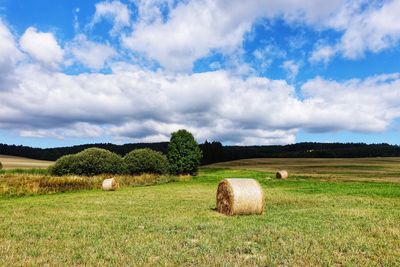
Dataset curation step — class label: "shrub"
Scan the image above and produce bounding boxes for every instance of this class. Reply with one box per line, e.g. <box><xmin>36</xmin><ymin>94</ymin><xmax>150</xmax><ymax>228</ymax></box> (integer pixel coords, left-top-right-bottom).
<box><xmin>123</xmin><ymin>148</ymin><xmax>169</xmax><ymax>175</ymax></box>
<box><xmin>0</xmin><ymin>161</ymin><xmax>2</xmax><ymax>170</ymax></box>
<box><xmin>49</xmin><ymin>148</ymin><xmax>123</xmax><ymax>176</ymax></box>
<box><xmin>49</xmin><ymin>154</ymin><xmax>78</xmax><ymax>176</ymax></box>
<box><xmin>167</xmin><ymin>129</ymin><xmax>202</xmax><ymax>175</ymax></box>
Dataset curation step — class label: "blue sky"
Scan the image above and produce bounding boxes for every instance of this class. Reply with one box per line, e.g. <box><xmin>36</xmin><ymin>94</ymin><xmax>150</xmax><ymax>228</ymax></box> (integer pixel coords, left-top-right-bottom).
<box><xmin>0</xmin><ymin>0</ymin><xmax>400</xmax><ymax>147</ymax></box>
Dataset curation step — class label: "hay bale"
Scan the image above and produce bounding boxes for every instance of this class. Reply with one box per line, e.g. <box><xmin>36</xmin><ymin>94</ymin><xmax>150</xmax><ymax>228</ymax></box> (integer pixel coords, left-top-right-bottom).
<box><xmin>276</xmin><ymin>170</ymin><xmax>288</xmax><ymax>179</ymax></box>
<box><xmin>102</xmin><ymin>178</ymin><xmax>119</xmax><ymax>191</ymax></box>
<box><xmin>216</xmin><ymin>178</ymin><xmax>264</xmax><ymax>216</ymax></box>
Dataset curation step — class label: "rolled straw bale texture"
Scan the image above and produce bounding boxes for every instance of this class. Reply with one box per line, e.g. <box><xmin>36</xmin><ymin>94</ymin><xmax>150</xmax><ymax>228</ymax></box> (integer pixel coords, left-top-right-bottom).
<box><xmin>276</xmin><ymin>170</ymin><xmax>288</xmax><ymax>179</ymax></box>
<box><xmin>216</xmin><ymin>178</ymin><xmax>264</xmax><ymax>216</ymax></box>
<box><xmin>102</xmin><ymin>178</ymin><xmax>119</xmax><ymax>191</ymax></box>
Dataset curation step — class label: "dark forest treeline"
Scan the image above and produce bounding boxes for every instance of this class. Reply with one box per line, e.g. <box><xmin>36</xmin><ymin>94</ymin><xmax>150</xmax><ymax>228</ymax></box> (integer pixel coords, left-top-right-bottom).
<box><xmin>1</xmin><ymin>141</ymin><xmax>400</xmax><ymax>165</ymax></box>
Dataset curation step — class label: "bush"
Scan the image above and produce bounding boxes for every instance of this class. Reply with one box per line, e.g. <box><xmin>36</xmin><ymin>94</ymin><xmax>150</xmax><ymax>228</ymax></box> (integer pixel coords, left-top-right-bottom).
<box><xmin>123</xmin><ymin>148</ymin><xmax>169</xmax><ymax>175</ymax></box>
<box><xmin>0</xmin><ymin>161</ymin><xmax>2</xmax><ymax>170</ymax></box>
<box><xmin>167</xmin><ymin>129</ymin><xmax>202</xmax><ymax>175</ymax></box>
<box><xmin>48</xmin><ymin>154</ymin><xmax>78</xmax><ymax>176</ymax></box>
<box><xmin>49</xmin><ymin>148</ymin><xmax>123</xmax><ymax>176</ymax></box>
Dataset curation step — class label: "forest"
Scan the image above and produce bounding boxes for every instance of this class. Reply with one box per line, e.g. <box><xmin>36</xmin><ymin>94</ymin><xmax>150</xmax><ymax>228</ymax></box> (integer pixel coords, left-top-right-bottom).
<box><xmin>1</xmin><ymin>141</ymin><xmax>400</xmax><ymax>165</ymax></box>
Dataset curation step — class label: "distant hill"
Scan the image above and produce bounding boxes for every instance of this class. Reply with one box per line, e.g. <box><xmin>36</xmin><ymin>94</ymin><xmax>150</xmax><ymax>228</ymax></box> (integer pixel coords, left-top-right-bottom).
<box><xmin>1</xmin><ymin>141</ymin><xmax>400</xmax><ymax>165</ymax></box>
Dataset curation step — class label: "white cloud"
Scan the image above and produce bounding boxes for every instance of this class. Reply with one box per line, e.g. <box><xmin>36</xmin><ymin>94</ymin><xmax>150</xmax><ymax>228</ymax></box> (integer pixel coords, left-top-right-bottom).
<box><xmin>2</xmin><ymin>3</ymin><xmax>400</xmax><ymax>145</ymax></box>
<box><xmin>20</xmin><ymin>122</ymin><xmax>104</xmax><ymax>139</ymax></box>
<box><xmin>19</xmin><ymin>27</ymin><xmax>64</xmax><ymax>69</ymax></box>
<box><xmin>1</xmin><ymin>56</ymin><xmax>400</xmax><ymax>144</ymax></box>
<box><xmin>90</xmin><ymin>0</ymin><xmax>131</xmax><ymax>35</ymax></box>
<box><xmin>0</xmin><ymin>19</ymin><xmax>22</xmax><ymax>90</ymax></box>
<box><xmin>342</xmin><ymin>0</ymin><xmax>400</xmax><ymax>58</ymax></box>
<box><xmin>323</xmin><ymin>0</ymin><xmax>400</xmax><ymax>59</ymax></box>
<box><xmin>123</xmin><ymin>0</ymin><xmax>400</xmax><ymax>71</ymax></box>
<box><xmin>301</xmin><ymin>73</ymin><xmax>400</xmax><ymax>132</ymax></box>
<box><xmin>68</xmin><ymin>34</ymin><xmax>117</xmax><ymax>69</ymax></box>
<box><xmin>123</xmin><ymin>0</ymin><xmax>346</xmax><ymax>71</ymax></box>
<box><xmin>282</xmin><ymin>60</ymin><xmax>300</xmax><ymax>81</ymax></box>
<box><xmin>309</xmin><ymin>44</ymin><xmax>338</xmax><ymax>64</ymax></box>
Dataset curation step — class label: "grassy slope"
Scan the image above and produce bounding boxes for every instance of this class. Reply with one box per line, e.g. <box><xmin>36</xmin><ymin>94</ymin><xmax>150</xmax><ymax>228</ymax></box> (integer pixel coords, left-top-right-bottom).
<box><xmin>0</xmin><ymin>155</ymin><xmax>53</xmax><ymax>169</ymax></box>
<box><xmin>1</xmin><ymin>167</ymin><xmax>399</xmax><ymax>266</ymax></box>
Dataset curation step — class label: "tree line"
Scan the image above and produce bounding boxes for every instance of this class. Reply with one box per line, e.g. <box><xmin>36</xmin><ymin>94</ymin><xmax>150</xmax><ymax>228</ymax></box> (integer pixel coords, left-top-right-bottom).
<box><xmin>1</xmin><ymin>141</ymin><xmax>400</xmax><ymax>165</ymax></box>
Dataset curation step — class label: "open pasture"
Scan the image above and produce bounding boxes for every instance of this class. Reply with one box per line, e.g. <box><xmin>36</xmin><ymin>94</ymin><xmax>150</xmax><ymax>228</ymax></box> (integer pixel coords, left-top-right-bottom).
<box><xmin>1</xmin><ymin>159</ymin><xmax>399</xmax><ymax>266</ymax></box>
<box><xmin>0</xmin><ymin>155</ymin><xmax>53</xmax><ymax>170</ymax></box>
<box><xmin>208</xmin><ymin>157</ymin><xmax>400</xmax><ymax>183</ymax></box>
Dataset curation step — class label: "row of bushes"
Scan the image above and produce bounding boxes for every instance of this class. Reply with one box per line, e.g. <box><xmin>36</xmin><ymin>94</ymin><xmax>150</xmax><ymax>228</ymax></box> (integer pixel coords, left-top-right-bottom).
<box><xmin>49</xmin><ymin>129</ymin><xmax>202</xmax><ymax>176</ymax></box>
<box><xmin>49</xmin><ymin>148</ymin><xmax>169</xmax><ymax>176</ymax></box>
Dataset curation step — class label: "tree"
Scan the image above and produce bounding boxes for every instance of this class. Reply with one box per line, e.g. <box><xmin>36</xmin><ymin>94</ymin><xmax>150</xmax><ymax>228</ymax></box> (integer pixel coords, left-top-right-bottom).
<box><xmin>167</xmin><ymin>129</ymin><xmax>202</xmax><ymax>175</ymax></box>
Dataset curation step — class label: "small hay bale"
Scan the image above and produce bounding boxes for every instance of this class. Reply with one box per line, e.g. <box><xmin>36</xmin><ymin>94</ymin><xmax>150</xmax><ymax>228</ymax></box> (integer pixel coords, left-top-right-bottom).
<box><xmin>276</xmin><ymin>170</ymin><xmax>288</xmax><ymax>179</ymax></box>
<box><xmin>102</xmin><ymin>178</ymin><xmax>119</xmax><ymax>191</ymax></box>
<box><xmin>216</xmin><ymin>178</ymin><xmax>264</xmax><ymax>216</ymax></box>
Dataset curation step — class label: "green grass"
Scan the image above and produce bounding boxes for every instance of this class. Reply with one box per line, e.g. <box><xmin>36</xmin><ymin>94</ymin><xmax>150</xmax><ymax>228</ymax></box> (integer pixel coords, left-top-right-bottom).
<box><xmin>1</xmin><ymin>167</ymin><xmax>399</xmax><ymax>266</ymax></box>
<box><xmin>209</xmin><ymin>157</ymin><xmax>400</xmax><ymax>183</ymax></box>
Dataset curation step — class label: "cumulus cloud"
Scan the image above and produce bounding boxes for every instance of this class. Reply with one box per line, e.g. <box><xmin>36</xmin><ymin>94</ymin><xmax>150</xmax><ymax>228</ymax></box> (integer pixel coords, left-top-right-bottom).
<box><xmin>301</xmin><ymin>73</ymin><xmax>400</xmax><ymax>132</ymax></box>
<box><xmin>19</xmin><ymin>27</ymin><xmax>64</xmax><ymax>69</ymax></box>
<box><xmin>309</xmin><ymin>44</ymin><xmax>338</xmax><ymax>64</ymax></box>
<box><xmin>68</xmin><ymin>34</ymin><xmax>117</xmax><ymax>69</ymax></box>
<box><xmin>20</xmin><ymin>122</ymin><xmax>104</xmax><ymax>139</ymax></box>
<box><xmin>2</xmin><ymin>2</ymin><xmax>400</xmax><ymax>145</ymax></box>
<box><xmin>85</xmin><ymin>0</ymin><xmax>400</xmax><ymax>70</ymax></box>
<box><xmin>338</xmin><ymin>0</ymin><xmax>400</xmax><ymax>58</ymax></box>
<box><xmin>123</xmin><ymin>0</ymin><xmax>345</xmax><ymax>71</ymax></box>
<box><xmin>310</xmin><ymin>0</ymin><xmax>400</xmax><ymax>62</ymax></box>
<box><xmin>123</xmin><ymin>0</ymin><xmax>400</xmax><ymax>71</ymax></box>
<box><xmin>90</xmin><ymin>0</ymin><xmax>131</xmax><ymax>35</ymax></box>
<box><xmin>2</xmin><ymin>56</ymin><xmax>400</xmax><ymax>144</ymax></box>
<box><xmin>0</xmin><ymin>19</ymin><xmax>22</xmax><ymax>90</ymax></box>
<box><xmin>282</xmin><ymin>60</ymin><xmax>300</xmax><ymax>81</ymax></box>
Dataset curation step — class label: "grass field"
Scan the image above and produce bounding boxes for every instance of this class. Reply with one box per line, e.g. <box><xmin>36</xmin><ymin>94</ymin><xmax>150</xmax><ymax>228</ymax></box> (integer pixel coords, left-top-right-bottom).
<box><xmin>0</xmin><ymin>158</ymin><xmax>399</xmax><ymax>266</ymax></box>
<box><xmin>209</xmin><ymin>157</ymin><xmax>400</xmax><ymax>183</ymax></box>
<box><xmin>0</xmin><ymin>155</ymin><xmax>53</xmax><ymax>170</ymax></box>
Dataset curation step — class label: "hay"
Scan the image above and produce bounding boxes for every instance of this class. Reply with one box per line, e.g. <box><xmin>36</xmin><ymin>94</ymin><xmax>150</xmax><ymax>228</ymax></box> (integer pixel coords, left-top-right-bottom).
<box><xmin>102</xmin><ymin>178</ymin><xmax>119</xmax><ymax>191</ymax></box>
<box><xmin>276</xmin><ymin>170</ymin><xmax>288</xmax><ymax>179</ymax></box>
<box><xmin>216</xmin><ymin>178</ymin><xmax>264</xmax><ymax>216</ymax></box>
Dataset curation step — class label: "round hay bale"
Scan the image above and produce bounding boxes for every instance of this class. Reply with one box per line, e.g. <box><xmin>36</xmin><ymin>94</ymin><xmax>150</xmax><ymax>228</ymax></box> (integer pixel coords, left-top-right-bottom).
<box><xmin>276</xmin><ymin>170</ymin><xmax>288</xmax><ymax>179</ymax></box>
<box><xmin>216</xmin><ymin>178</ymin><xmax>264</xmax><ymax>216</ymax></box>
<box><xmin>102</xmin><ymin>178</ymin><xmax>119</xmax><ymax>191</ymax></box>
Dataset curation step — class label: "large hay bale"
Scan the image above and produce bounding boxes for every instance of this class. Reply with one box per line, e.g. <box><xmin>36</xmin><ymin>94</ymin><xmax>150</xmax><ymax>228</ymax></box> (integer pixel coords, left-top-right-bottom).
<box><xmin>276</xmin><ymin>170</ymin><xmax>288</xmax><ymax>179</ymax></box>
<box><xmin>216</xmin><ymin>178</ymin><xmax>264</xmax><ymax>216</ymax></box>
<box><xmin>102</xmin><ymin>178</ymin><xmax>119</xmax><ymax>191</ymax></box>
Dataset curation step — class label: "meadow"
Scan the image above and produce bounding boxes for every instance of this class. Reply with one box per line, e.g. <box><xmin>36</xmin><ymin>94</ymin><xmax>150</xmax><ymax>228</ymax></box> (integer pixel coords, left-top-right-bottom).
<box><xmin>0</xmin><ymin>157</ymin><xmax>399</xmax><ymax>266</ymax></box>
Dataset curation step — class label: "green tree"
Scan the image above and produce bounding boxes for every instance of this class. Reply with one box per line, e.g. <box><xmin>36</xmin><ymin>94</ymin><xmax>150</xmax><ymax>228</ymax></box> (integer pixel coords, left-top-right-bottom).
<box><xmin>167</xmin><ymin>129</ymin><xmax>202</xmax><ymax>175</ymax></box>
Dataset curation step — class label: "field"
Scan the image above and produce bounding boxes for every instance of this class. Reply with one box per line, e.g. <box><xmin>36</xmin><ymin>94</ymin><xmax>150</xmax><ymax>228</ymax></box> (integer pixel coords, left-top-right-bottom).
<box><xmin>209</xmin><ymin>157</ymin><xmax>400</xmax><ymax>183</ymax></box>
<box><xmin>0</xmin><ymin>158</ymin><xmax>399</xmax><ymax>266</ymax></box>
<box><xmin>0</xmin><ymin>155</ymin><xmax>53</xmax><ymax>169</ymax></box>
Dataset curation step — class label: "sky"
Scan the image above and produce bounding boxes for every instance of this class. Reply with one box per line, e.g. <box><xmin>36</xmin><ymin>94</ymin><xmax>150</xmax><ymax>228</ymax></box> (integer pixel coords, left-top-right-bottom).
<box><xmin>0</xmin><ymin>0</ymin><xmax>400</xmax><ymax>148</ymax></box>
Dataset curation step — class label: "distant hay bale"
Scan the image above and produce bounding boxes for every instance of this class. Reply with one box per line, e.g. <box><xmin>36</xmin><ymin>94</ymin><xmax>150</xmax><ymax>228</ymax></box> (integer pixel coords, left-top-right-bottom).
<box><xmin>276</xmin><ymin>170</ymin><xmax>288</xmax><ymax>179</ymax></box>
<box><xmin>216</xmin><ymin>178</ymin><xmax>264</xmax><ymax>216</ymax></box>
<box><xmin>102</xmin><ymin>178</ymin><xmax>119</xmax><ymax>191</ymax></box>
